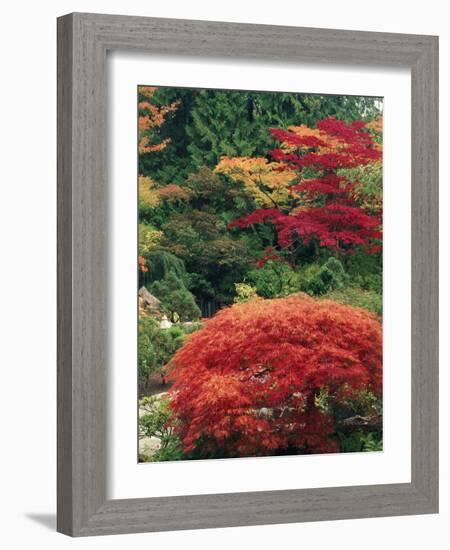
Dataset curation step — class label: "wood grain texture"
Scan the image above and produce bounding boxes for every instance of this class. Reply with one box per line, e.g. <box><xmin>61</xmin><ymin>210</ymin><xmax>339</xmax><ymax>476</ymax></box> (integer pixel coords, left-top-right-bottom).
<box><xmin>57</xmin><ymin>13</ymin><xmax>74</xmax><ymax>535</ymax></box>
<box><xmin>57</xmin><ymin>12</ymin><xmax>439</xmax><ymax>537</ymax></box>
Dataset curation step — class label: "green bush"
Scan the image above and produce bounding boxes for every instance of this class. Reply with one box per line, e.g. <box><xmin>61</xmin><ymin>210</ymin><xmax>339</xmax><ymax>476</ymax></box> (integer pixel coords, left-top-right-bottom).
<box><xmin>151</xmin><ymin>272</ymin><xmax>201</xmax><ymax>322</ymax></box>
<box><xmin>139</xmin><ymin>395</ymin><xmax>184</xmax><ymax>462</ymax></box>
<box><xmin>302</xmin><ymin>257</ymin><xmax>349</xmax><ymax>296</ymax></box>
<box><xmin>315</xmin><ymin>387</ymin><xmax>382</xmax><ymax>453</ymax></box>
<box><xmin>322</xmin><ymin>287</ymin><xmax>382</xmax><ymax>316</ymax></box>
<box><xmin>337</xmin><ymin>430</ymin><xmax>383</xmax><ymax>453</ymax></box>
<box><xmin>247</xmin><ymin>261</ymin><xmax>301</xmax><ymax>298</ymax></box>
<box><xmin>346</xmin><ymin>248</ymin><xmax>382</xmax><ymax>293</ymax></box>
<box><xmin>234</xmin><ymin>282</ymin><xmax>258</xmax><ymax>303</ymax></box>
<box><xmin>349</xmin><ymin>272</ymin><xmax>382</xmax><ymax>293</ymax></box>
<box><xmin>138</xmin><ymin>317</ymin><xmax>189</xmax><ymax>393</ymax></box>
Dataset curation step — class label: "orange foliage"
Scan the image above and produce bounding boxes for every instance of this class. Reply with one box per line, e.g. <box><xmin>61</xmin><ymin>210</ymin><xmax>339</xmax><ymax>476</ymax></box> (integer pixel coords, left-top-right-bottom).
<box><xmin>366</xmin><ymin>116</ymin><xmax>383</xmax><ymax>135</ymax></box>
<box><xmin>215</xmin><ymin>156</ymin><xmax>296</xmax><ymax>207</ymax></box>
<box><xmin>168</xmin><ymin>294</ymin><xmax>382</xmax><ymax>457</ymax></box>
<box><xmin>157</xmin><ymin>184</ymin><xmax>191</xmax><ymax>201</ymax></box>
<box><xmin>138</xmin><ymin>86</ymin><xmax>179</xmax><ymax>154</ymax></box>
<box><xmin>283</xmin><ymin>120</ymin><xmax>383</xmax><ymax>155</ymax></box>
<box><xmin>138</xmin><ymin>255</ymin><xmax>148</xmax><ymax>273</ymax></box>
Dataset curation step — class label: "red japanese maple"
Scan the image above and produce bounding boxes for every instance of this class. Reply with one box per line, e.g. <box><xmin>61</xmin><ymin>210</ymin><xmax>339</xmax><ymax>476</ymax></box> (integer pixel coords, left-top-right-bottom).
<box><xmin>167</xmin><ymin>294</ymin><xmax>382</xmax><ymax>457</ymax></box>
<box><xmin>229</xmin><ymin>118</ymin><xmax>382</xmax><ymax>254</ymax></box>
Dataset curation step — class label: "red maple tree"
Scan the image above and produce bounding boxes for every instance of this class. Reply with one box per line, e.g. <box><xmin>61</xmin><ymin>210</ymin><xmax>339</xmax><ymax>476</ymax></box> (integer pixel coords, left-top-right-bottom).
<box><xmin>167</xmin><ymin>294</ymin><xmax>382</xmax><ymax>458</ymax></box>
<box><xmin>228</xmin><ymin>118</ymin><xmax>382</xmax><ymax>255</ymax></box>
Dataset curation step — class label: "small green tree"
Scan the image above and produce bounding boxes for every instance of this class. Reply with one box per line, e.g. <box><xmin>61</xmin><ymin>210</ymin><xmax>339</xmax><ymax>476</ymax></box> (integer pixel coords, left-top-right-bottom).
<box><xmin>322</xmin><ymin>288</ymin><xmax>382</xmax><ymax>316</ymax></box>
<box><xmin>234</xmin><ymin>283</ymin><xmax>258</xmax><ymax>303</ymax></box>
<box><xmin>142</xmin><ymin>250</ymin><xmax>188</xmax><ymax>285</ymax></box>
<box><xmin>151</xmin><ymin>272</ymin><xmax>201</xmax><ymax>322</ymax></box>
<box><xmin>138</xmin><ymin>317</ymin><xmax>187</xmax><ymax>393</ymax></box>
<box><xmin>247</xmin><ymin>261</ymin><xmax>301</xmax><ymax>298</ymax></box>
<box><xmin>139</xmin><ymin>395</ymin><xmax>184</xmax><ymax>462</ymax></box>
<box><xmin>305</xmin><ymin>257</ymin><xmax>349</xmax><ymax>296</ymax></box>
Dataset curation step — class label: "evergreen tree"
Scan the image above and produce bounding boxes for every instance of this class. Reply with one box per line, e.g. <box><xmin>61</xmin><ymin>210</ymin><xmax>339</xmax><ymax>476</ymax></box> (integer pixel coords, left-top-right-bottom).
<box><xmin>142</xmin><ymin>250</ymin><xmax>188</xmax><ymax>287</ymax></box>
<box><xmin>139</xmin><ymin>87</ymin><xmax>381</xmax><ymax>183</ymax></box>
<box><xmin>151</xmin><ymin>272</ymin><xmax>201</xmax><ymax>322</ymax></box>
<box><xmin>187</xmin><ymin>90</ymin><xmax>380</xmax><ymax>168</ymax></box>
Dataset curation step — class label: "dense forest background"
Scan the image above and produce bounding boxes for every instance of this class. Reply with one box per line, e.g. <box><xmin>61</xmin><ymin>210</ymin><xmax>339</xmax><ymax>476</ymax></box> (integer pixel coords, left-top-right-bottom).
<box><xmin>138</xmin><ymin>86</ymin><xmax>383</xmax><ymax>461</ymax></box>
<box><xmin>139</xmin><ymin>87</ymin><xmax>382</xmax><ymax>317</ymax></box>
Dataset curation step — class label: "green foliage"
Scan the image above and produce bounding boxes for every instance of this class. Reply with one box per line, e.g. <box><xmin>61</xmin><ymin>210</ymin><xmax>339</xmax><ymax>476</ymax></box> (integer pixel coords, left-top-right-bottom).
<box><xmin>346</xmin><ymin>247</ymin><xmax>382</xmax><ymax>292</ymax></box>
<box><xmin>339</xmin><ymin>161</ymin><xmax>382</xmax><ymax>214</ymax></box>
<box><xmin>186</xmin><ymin>90</ymin><xmax>273</xmax><ymax>167</ymax></box>
<box><xmin>303</xmin><ymin>257</ymin><xmax>349</xmax><ymax>296</ymax></box>
<box><xmin>138</xmin><ymin>89</ymin><xmax>382</xmax><ymax>311</ymax></box>
<box><xmin>247</xmin><ymin>261</ymin><xmax>301</xmax><ymax>298</ymax></box>
<box><xmin>138</xmin><ymin>317</ymin><xmax>186</xmax><ymax>391</ymax></box>
<box><xmin>140</xmin><ymin>87</ymin><xmax>381</xmax><ymax>184</ymax></box>
<box><xmin>323</xmin><ymin>287</ymin><xmax>382</xmax><ymax>316</ymax></box>
<box><xmin>314</xmin><ymin>388</ymin><xmax>331</xmax><ymax>412</ymax></box>
<box><xmin>333</xmin><ymin>390</ymin><xmax>382</xmax><ymax>454</ymax></box>
<box><xmin>139</xmin><ymin>88</ymin><xmax>198</xmax><ymax>183</ymax></box>
<box><xmin>138</xmin><ymin>224</ymin><xmax>162</xmax><ymax>257</ymax></box>
<box><xmin>337</xmin><ymin>430</ymin><xmax>383</xmax><ymax>453</ymax></box>
<box><xmin>151</xmin><ymin>272</ymin><xmax>201</xmax><ymax>322</ymax></box>
<box><xmin>180</xmin><ymin>321</ymin><xmax>203</xmax><ymax>335</ymax></box>
<box><xmin>350</xmin><ymin>272</ymin><xmax>382</xmax><ymax>293</ymax></box>
<box><xmin>363</xmin><ymin>433</ymin><xmax>384</xmax><ymax>452</ymax></box>
<box><xmin>139</xmin><ymin>396</ymin><xmax>184</xmax><ymax>462</ymax></box>
<box><xmin>345</xmin><ymin>389</ymin><xmax>381</xmax><ymax>416</ymax></box>
<box><xmin>186</xmin><ymin>166</ymin><xmax>240</xmax><ymax>211</ymax></box>
<box><xmin>160</xmin><ymin>209</ymin><xmax>251</xmax><ymax>303</ymax></box>
<box><xmin>247</xmin><ymin>257</ymin><xmax>351</xmax><ymax>300</ymax></box>
<box><xmin>136</xmin><ymin>87</ymin><xmax>385</xmax><ymax>460</ymax></box>
<box><xmin>234</xmin><ymin>283</ymin><xmax>258</xmax><ymax>303</ymax></box>
<box><xmin>142</xmin><ymin>250</ymin><xmax>188</xmax><ymax>286</ymax></box>
<box><xmin>317</xmin><ymin>387</ymin><xmax>382</xmax><ymax>453</ymax></box>
<box><xmin>184</xmin><ymin>89</ymin><xmax>380</xmax><ymax>170</ymax></box>
<box><xmin>185</xmin><ymin>272</ymin><xmax>215</xmax><ymax>300</ymax></box>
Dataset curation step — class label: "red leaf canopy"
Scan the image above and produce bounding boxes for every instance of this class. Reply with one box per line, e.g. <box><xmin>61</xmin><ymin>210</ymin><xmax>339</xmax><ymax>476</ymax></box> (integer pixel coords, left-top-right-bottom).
<box><xmin>167</xmin><ymin>295</ymin><xmax>382</xmax><ymax>457</ymax></box>
<box><xmin>229</xmin><ymin>117</ymin><xmax>382</xmax><ymax>254</ymax></box>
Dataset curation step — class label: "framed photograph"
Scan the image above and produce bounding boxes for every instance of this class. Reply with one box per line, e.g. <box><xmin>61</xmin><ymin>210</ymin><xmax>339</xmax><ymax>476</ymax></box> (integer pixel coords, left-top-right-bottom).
<box><xmin>57</xmin><ymin>13</ymin><xmax>438</xmax><ymax>536</ymax></box>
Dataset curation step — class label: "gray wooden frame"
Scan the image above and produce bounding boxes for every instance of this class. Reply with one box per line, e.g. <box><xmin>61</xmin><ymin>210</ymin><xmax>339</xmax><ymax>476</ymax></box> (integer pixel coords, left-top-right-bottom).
<box><xmin>57</xmin><ymin>12</ymin><xmax>438</xmax><ymax>537</ymax></box>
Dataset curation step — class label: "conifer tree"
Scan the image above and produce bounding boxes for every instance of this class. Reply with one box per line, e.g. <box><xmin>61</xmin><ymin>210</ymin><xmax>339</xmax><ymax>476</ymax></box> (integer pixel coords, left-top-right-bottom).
<box><xmin>151</xmin><ymin>272</ymin><xmax>201</xmax><ymax>322</ymax></box>
<box><xmin>142</xmin><ymin>87</ymin><xmax>381</xmax><ymax>183</ymax></box>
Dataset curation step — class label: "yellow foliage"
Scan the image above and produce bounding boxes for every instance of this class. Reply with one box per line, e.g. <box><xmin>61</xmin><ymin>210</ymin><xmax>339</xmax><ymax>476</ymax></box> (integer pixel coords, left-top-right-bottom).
<box><xmin>233</xmin><ymin>283</ymin><xmax>259</xmax><ymax>303</ymax></box>
<box><xmin>287</xmin><ymin>119</ymin><xmax>383</xmax><ymax>155</ymax></box>
<box><xmin>139</xmin><ymin>224</ymin><xmax>163</xmax><ymax>256</ymax></box>
<box><xmin>366</xmin><ymin>117</ymin><xmax>383</xmax><ymax>135</ymax></box>
<box><xmin>366</xmin><ymin>117</ymin><xmax>383</xmax><ymax>151</ymax></box>
<box><xmin>138</xmin><ymin>176</ymin><xmax>160</xmax><ymax>208</ymax></box>
<box><xmin>215</xmin><ymin>156</ymin><xmax>297</xmax><ymax>208</ymax></box>
<box><xmin>287</xmin><ymin>125</ymin><xmax>343</xmax><ymax>153</ymax></box>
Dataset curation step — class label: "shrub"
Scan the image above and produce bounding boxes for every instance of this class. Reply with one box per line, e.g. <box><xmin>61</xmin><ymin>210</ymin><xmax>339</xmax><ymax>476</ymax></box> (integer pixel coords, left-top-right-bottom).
<box><xmin>323</xmin><ymin>287</ymin><xmax>382</xmax><ymax>316</ymax></box>
<box><xmin>337</xmin><ymin>430</ymin><xmax>382</xmax><ymax>453</ymax></box>
<box><xmin>346</xmin><ymin>248</ymin><xmax>382</xmax><ymax>292</ymax></box>
<box><xmin>246</xmin><ymin>261</ymin><xmax>301</xmax><ymax>298</ymax></box>
<box><xmin>167</xmin><ymin>294</ymin><xmax>382</xmax><ymax>458</ymax></box>
<box><xmin>303</xmin><ymin>257</ymin><xmax>349</xmax><ymax>295</ymax></box>
<box><xmin>350</xmin><ymin>272</ymin><xmax>382</xmax><ymax>293</ymax></box>
<box><xmin>138</xmin><ymin>317</ymin><xmax>187</xmax><ymax>393</ymax></box>
<box><xmin>234</xmin><ymin>283</ymin><xmax>258</xmax><ymax>303</ymax></box>
<box><xmin>139</xmin><ymin>395</ymin><xmax>184</xmax><ymax>462</ymax></box>
<box><xmin>151</xmin><ymin>272</ymin><xmax>201</xmax><ymax>322</ymax></box>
